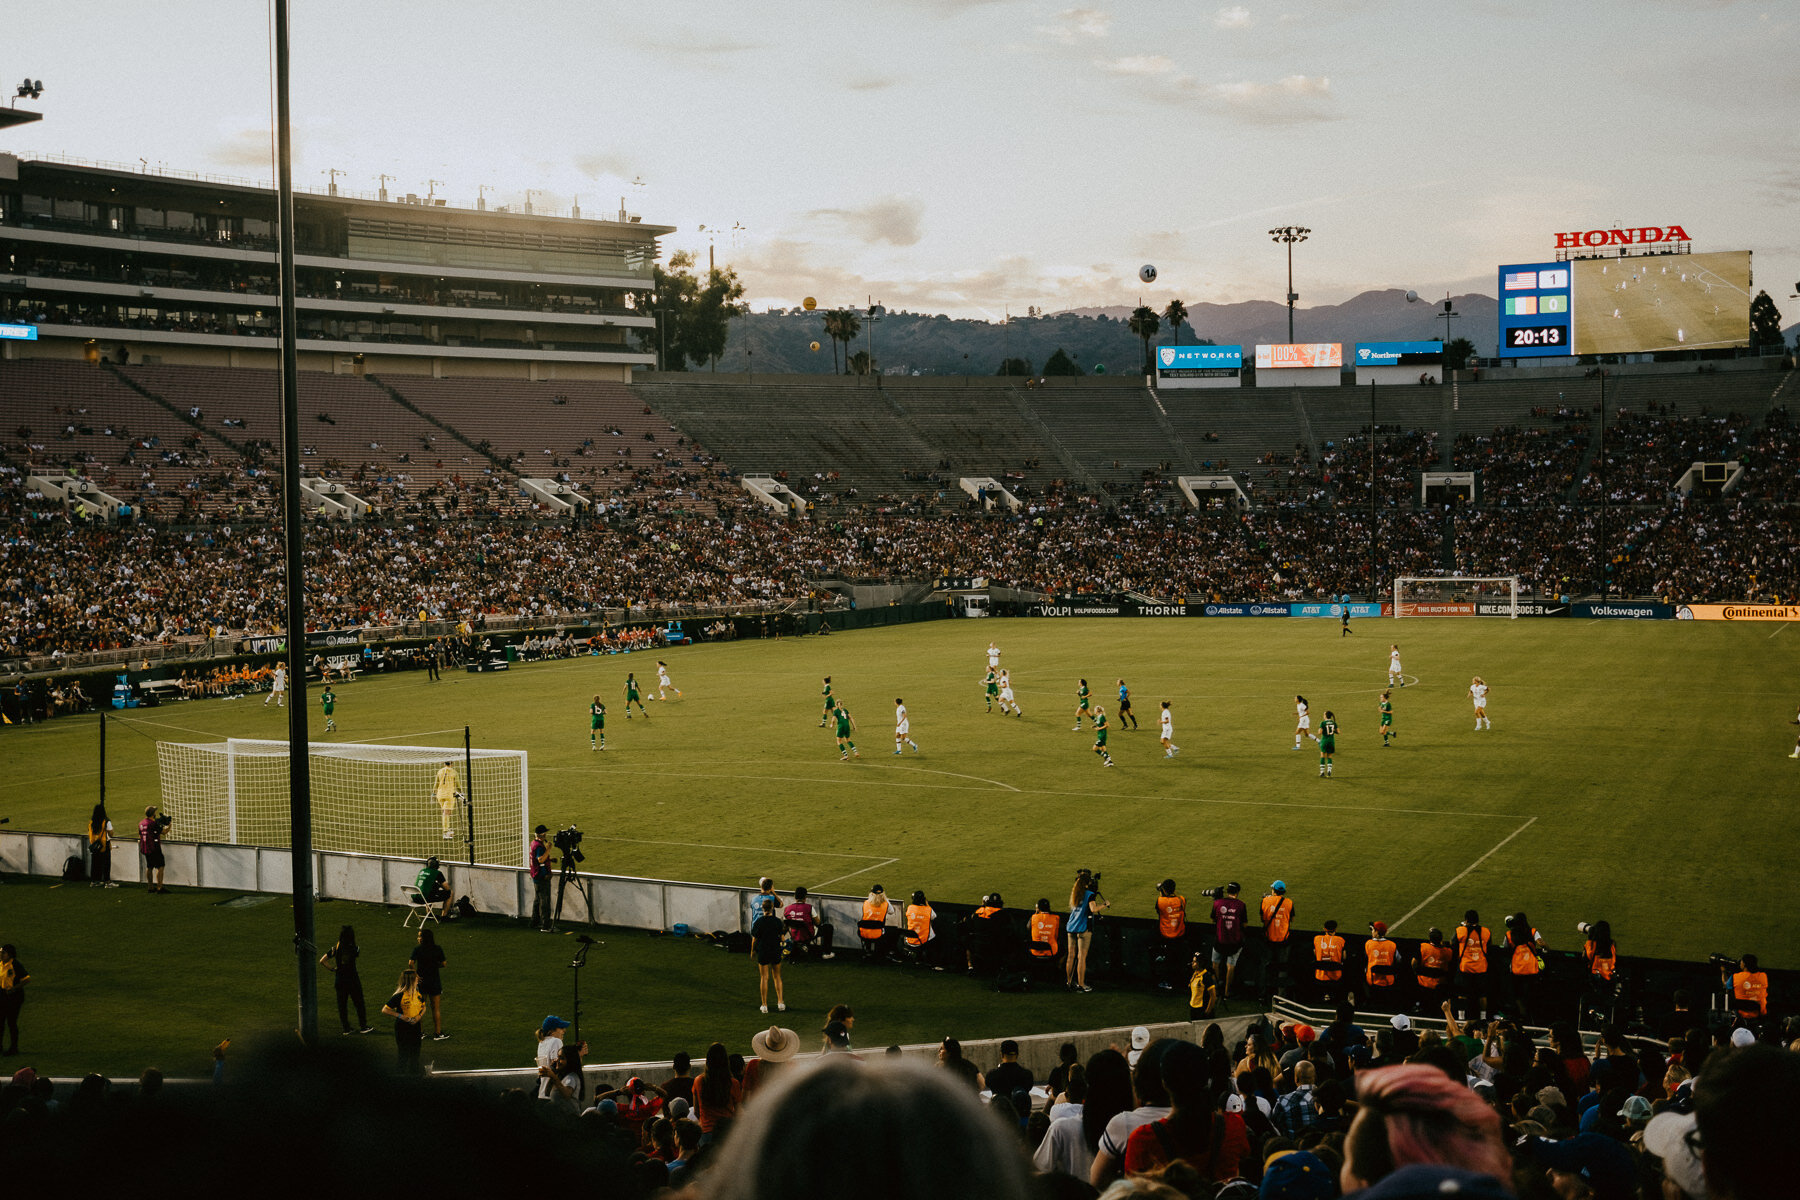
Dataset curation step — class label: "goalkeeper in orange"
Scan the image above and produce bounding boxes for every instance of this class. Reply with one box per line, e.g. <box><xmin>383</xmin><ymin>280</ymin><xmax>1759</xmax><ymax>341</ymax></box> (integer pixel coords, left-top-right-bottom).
<box><xmin>433</xmin><ymin>760</ymin><xmax>462</xmax><ymax>841</ymax></box>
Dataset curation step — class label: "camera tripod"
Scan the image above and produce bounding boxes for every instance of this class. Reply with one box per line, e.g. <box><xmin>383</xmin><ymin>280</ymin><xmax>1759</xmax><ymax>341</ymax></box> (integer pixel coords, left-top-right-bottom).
<box><xmin>552</xmin><ymin>854</ymin><xmax>592</xmax><ymax>929</ymax></box>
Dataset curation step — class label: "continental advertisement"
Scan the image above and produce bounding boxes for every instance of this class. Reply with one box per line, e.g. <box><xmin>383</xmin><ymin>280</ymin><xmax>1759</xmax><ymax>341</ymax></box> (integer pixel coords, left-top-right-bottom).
<box><xmin>1676</xmin><ymin>603</ymin><xmax>1800</xmax><ymax>622</ymax></box>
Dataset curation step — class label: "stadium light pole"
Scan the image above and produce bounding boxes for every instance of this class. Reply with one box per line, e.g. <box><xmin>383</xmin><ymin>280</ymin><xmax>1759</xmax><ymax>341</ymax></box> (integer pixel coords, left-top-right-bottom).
<box><xmin>273</xmin><ymin>0</ymin><xmax>319</xmax><ymax>1048</ymax></box>
<box><xmin>1269</xmin><ymin>226</ymin><xmax>1310</xmax><ymax>342</ymax></box>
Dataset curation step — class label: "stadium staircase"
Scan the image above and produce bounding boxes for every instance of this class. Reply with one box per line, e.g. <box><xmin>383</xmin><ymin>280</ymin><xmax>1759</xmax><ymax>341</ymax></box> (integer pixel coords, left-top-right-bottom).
<box><xmin>363</xmin><ymin>374</ymin><xmax>519</xmax><ymax>484</ymax></box>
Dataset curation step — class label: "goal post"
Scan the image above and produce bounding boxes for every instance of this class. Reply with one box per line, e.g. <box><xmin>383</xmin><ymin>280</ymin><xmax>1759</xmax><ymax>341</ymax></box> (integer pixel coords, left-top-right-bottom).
<box><xmin>1393</xmin><ymin>576</ymin><xmax>1521</xmax><ymax>619</ymax></box>
<box><xmin>154</xmin><ymin>738</ymin><xmax>528</xmax><ymax>866</ymax></box>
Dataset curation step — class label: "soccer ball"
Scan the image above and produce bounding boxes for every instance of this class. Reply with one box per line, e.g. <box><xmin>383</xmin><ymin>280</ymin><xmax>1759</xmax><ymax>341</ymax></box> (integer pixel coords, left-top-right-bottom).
<box><xmin>1138</xmin><ymin>264</ymin><xmax>1158</xmax><ymax>284</ymax></box>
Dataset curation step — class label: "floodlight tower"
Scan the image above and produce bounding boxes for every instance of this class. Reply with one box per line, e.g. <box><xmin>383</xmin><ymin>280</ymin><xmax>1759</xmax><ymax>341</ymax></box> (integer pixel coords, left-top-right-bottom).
<box><xmin>1269</xmin><ymin>225</ymin><xmax>1310</xmax><ymax>342</ymax></box>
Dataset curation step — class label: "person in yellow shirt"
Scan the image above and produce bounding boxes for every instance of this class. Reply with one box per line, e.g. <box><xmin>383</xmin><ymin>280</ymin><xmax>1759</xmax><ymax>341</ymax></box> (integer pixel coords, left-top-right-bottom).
<box><xmin>433</xmin><ymin>760</ymin><xmax>461</xmax><ymax>841</ymax></box>
<box><xmin>0</xmin><ymin>944</ymin><xmax>28</xmax><ymax>1055</ymax></box>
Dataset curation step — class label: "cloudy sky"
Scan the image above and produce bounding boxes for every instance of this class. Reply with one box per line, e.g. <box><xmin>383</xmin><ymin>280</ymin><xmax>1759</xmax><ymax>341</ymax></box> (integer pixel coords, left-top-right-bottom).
<box><xmin>6</xmin><ymin>1</ymin><xmax>1795</xmax><ymax>320</ymax></box>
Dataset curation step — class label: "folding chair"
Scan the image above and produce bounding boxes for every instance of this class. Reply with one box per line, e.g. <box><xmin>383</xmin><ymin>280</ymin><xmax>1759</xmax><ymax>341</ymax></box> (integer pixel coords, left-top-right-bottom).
<box><xmin>401</xmin><ymin>883</ymin><xmax>440</xmax><ymax>930</ymax></box>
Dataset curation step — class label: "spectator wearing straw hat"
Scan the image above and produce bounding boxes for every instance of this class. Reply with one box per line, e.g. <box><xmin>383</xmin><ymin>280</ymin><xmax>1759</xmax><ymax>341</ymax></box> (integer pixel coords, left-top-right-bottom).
<box><xmin>745</xmin><ymin>1026</ymin><xmax>799</xmax><ymax>1100</ymax></box>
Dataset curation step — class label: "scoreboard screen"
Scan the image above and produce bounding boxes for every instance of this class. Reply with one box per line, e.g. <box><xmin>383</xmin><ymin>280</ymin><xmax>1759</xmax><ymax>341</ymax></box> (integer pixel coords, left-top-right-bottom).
<box><xmin>1497</xmin><ymin>263</ymin><xmax>1572</xmax><ymax>359</ymax></box>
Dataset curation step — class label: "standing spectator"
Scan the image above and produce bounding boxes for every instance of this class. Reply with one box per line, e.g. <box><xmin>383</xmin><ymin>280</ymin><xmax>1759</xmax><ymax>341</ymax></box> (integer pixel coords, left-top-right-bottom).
<box><xmin>319</xmin><ymin>925</ymin><xmax>372</xmax><ymax>1035</ymax></box>
<box><xmin>693</xmin><ymin>1041</ymin><xmax>741</xmax><ymax>1138</ymax></box>
<box><xmin>1210</xmin><ymin>883</ymin><xmax>1247</xmax><ymax>999</ymax></box>
<box><xmin>138</xmin><ymin>805</ymin><xmax>167</xmax><ymax>894</ymax></box>
<box><xmin>751</xmin><ymin>898</ymin><xmax>787</xmax><ymax>1014</ymax></box>
<box><xmin>409</xmin><ymin>928</ymin><xmax>449</xmax><ymax>1041</ymax></box>
<box><xmin>535</xmin><ymin>1014</ymin><xmax>570</xmax><ymax>1101</ymax></box>
<box><xmin>0</xmin><ymin>945</ymin><xmax>27</xmax><ymax>1056</ymax></box>
<box><xmin>543</xmin><ymin>1043</ymin><xmax>588</xmax><ymax>1114</ymax></box>
<box><xmin>528</xmin><ymin>824</ymin><xmax>552</xmax><ymax>932</ymax></box>
<box><xmin>87</xmin><ymin>803</ymin><xmax>115</xmax><ymax>888</ymax></box>
<box><xmin>379</xmin><ymin>968</ymin><xmax>426</xmax><ymax>1074</ymax></box>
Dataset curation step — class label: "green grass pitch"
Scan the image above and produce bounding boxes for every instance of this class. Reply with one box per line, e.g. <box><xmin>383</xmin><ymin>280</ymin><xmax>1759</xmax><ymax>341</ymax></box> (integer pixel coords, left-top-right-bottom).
<box><xmin>2</xmin><ymin>616</ymin><xmax>1795</xmax><ymax>1076</ymax></box>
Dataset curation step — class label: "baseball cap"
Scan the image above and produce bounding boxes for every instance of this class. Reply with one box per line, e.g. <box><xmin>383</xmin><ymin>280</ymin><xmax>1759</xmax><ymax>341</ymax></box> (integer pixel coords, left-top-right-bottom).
<box><xmin>540</xmin><ymin>1015</ymin><xmax>570</xmax><ymax>1035</ymax></box>
<box><xmin>1618</xmin><ymin>1095</ymin><xmax>1653</xmax><ymax>1123</ymax></box>
<box><xmin>625</xmin><ymin>1076</ymin><xmax>644</xmax><ymax>1093</ymax></box>
<box><xmin>823</xmin><ymin>1020</ymin><xmax>851</xmax><ymax>1048</ymax></box>
<box><xmin>10</xmin><ymin>1066</ymin><xmax>36</xmax><ymax>1088</ymax></box>
<box><xmin>1271</xmin><ymin>880</ymin><xmax>1286</xmax><ymax>893</ymax></box>
<box><xmin>1525</xmin><ymin>1133</ymin><xmax>1637</xmax><ymax>1200</ymax></box>
<box><xmin>1729</xmin><ymin>1026</ymin><xmax>1756</xmax><ymax>1047</ymax></box>
<box><xmin>1130</xmin><ymin>1026</ymin><xmax>1152</xmax><ymax>1050</ymax></box>
<box><xmin>1371</xmin><ymin>920</ymin><xmax>1388</xmax><ymax>935</ymax></box>
<box><xmin>1224</xmin><ymin>1093</ymin><xmax>1246</xmax><ymax>1113</ymax></box>
<box><xmin>667</xmin><ymin>1096</ymin><xmax>691</xmax><ymax>1120</ymax></box>
<box><xmin>1294</xmin><ymin>1023</ymin><xmax>1316</xmax><ymax>1043</ymax></box>
<box><xmin>534</xmin><ymin>824</ymin><xmax>549</xmax><ymax>834</ymax></box>
<box><xmin>1536</xmin><ymin>1085</ymin><xmax>1567</xmax><ymax>1109</ymax></box>
<box><xmin>1643</xmin><ymin>1110</ymin><xmax>1708</xmax><ymax>1200</ymax></box>
<box><xmin>1259</xmin><ymin>1150</ymin><xmax>1335</xmax><ymax>1200</ymax></box>
<box><xmin>1390</xmin><ymin>1013</ymin><xmax>1411</xmax><ymax>1032</ymax></box>
<box><xmin>1354</xmin><ymin>1164</ymin><xmax>1514</xmax><ymax>1200</ymax></box>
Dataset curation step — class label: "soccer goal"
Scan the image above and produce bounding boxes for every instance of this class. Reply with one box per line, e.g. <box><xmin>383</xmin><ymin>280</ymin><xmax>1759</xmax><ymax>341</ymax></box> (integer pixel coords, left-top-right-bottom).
<box><xmin>155</xmin><ymin>738</ymin><xmax>529</xmax><ymax>866</ymax></box>
<box><xmin>1393</xmin><ymin>576</ymin><xmax>1521</xmax><ymax>619</ymax></box>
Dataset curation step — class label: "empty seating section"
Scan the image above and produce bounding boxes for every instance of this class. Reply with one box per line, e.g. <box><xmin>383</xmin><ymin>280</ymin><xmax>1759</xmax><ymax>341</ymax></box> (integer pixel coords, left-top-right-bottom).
<box><xmin>375</xmin><ymin>377</ymin><xmax>729</xmax><ymax>513</ymax></box>
<box><xmin>1019</xmin><ymin>385</ymin><xmax>1177</xmax><ymax>499</ymax></box>
<box><xmin>120</xmin><ymin>364</ymin><xmax>523</xmax><ymax>517</ymax></box>
<box><xmin>0</xmin><ymin>359</ymin><xmax>245</xmax><ymax>521</ymax></box>
<box><xmin>884</xmin><ymin>384</ymin><xmax>1069</xmax><ymax>502</ymax></box>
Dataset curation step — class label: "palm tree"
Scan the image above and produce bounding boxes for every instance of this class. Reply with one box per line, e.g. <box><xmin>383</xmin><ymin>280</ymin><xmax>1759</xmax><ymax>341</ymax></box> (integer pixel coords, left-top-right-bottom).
<box><xmin>824</xmin><ymin>309</ymin><xmax>861</xmax><ymax>374</ymax></box>
<box><xmin>1128</xmin><ymin>305</ymin><xmax>1161</xmax><ymax>376</ymax></box>
<box><xmin>1162</xmin><ymin>298</ymin><xmax>1188</xmax><ymax>346</ymax></box>
<box><xmin>820</xmin><ymin>311</ymin><xmax>843</xmax><ymax>374</ymax></box>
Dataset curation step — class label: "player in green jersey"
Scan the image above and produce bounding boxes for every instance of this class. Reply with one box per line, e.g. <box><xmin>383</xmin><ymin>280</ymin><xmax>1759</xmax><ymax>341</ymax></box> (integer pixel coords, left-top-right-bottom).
<box><xmin>835</xmin><ymin>706</ymin><xmax>859</xmax><ymax>760</ymax></box>
<box><xmin>590</xmin><ymin>696</ymin><xmax>606</xmax><ymax>750</ymax></box>
<box><xmin>983</xmin><ymin>669</ymin><xmax>1000</xmax><ymax>712</ymax></box>
<box><xmin>320</xmin><ymin>686</ymin><xmax>337</xmax><ymax>734</ymax></box>
<box><xmin>1318</xmin><ymin>711</ymin><xmax>1338</xmax><ymax>778</ymax></box>
<box><xmin>819</xmin><ymin>676</ymin><xmax>836</xmax><ymax>728</ymax></box>
<box><xmin>1379</xmin><ymin>691</ymin><xmax>1395</xmax><ymax>746</ymax></box>
<box><xmin>1092</xmin><ymin>705</ymin><xmax>1114</xmax><ymax>767</ymax></box>
<box><xmin>623</xmin><ymin>672</ymin><xmax>649</xmax><ymax>719</ymax></box>
<box><xmin>1073</xmin><ymin>679</ymin><xmax>1092</xmax><ymax>731</ymax></box>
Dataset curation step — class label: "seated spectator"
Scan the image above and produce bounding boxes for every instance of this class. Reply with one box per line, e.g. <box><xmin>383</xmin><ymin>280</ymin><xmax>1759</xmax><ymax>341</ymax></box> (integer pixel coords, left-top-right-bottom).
<box><xmin>1339</xmin><ymin>1064</ymin><xmax>1509</xmax><ymax>1192</ymax></box>
<box><xmin>782</xmin><ymin>886</ymin><xmax>834</xmax><ymax>960</ymax></box>
<box><xmin>1120</xmin><ymin>1041</ymin><xmax>1251</xmax><ymax>1182</ymax></box>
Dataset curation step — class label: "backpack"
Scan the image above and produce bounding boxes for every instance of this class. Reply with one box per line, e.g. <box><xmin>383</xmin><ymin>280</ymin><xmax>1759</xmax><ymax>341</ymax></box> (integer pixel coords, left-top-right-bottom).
<box><xmin>996</xmin><ymin>970</ymin><xmax>1031</xmax><ymax>993</ymax></box>
<box><xmin>454</xmin><ymin>895</ymin><xmax>478</xmax><ymax>920</ymax></box>
<box><xmin>62</xmin><ymin>855</ymin><xmax>87</xmax><ymax>882</ymax></box>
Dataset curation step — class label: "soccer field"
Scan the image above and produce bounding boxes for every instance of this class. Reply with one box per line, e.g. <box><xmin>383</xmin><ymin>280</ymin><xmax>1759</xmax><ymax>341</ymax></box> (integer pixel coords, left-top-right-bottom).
<box><xmin>8</xmin><ymin>616</ymin><xmax>1797</xmax><ymax>970</ymax></box>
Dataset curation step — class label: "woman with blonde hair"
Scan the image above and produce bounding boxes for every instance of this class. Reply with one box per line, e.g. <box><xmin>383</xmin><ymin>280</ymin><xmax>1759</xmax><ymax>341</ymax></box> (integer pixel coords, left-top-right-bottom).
<box><xmin>379</xmin><ymin>968</ymin><xmax>427</xmax><ymax>1074</ymax></box>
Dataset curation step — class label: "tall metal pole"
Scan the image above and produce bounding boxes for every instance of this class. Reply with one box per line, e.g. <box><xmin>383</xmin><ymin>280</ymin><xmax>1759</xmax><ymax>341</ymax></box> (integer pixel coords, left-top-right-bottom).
<box><xmin>274</xmin><ymin>0</ymin><xmax>318</xmax><ymax>1048</ymax></box>
<box><xmin>1597</xmin><ymin>370</ymin><xmax>1608</xmax><ymax>598</ymax></box>
<box><xmin>1286</xmin><ymin>241</ymin><xmax>1296</xmax><ymax>343</ymax></box>
<box><xmin>463</xmin><ymin>724</ymin><xmax>476</xmax><ymax>869</ymax></box>
<box><xmin>1369</xmin><ymin>381</ymin><xmax>1377</xmax><ymax>595</ymax></box>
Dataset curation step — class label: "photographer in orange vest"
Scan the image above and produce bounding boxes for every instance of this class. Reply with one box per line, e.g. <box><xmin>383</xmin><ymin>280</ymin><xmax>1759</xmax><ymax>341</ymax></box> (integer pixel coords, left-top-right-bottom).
<box><xmin>1362</xmin><ymin>920</ymin><xmax>1399</xmax><ymax>1006</ymax></box>
<box><xmin>1029</xmin><ymin>899</ymin><xmax>1060</xmax><ymax>970</ymax></box>
<box><xmin>859</xmin><ymin>884</ymin><xmax>895</xmax><ymax>962</ymax></box>
<box><xmin>1154</xmin><ymin>879</ymin><xmax>1188</xmax><ymax>992</ymax></box>
<box><xmin>1313</xmin><ymin>920</ymin><xmax>1345</xmax><ymax>1006</ymax></box>
<box><xmin>1723</xmin><ymin>953</ymin><xmax>1770</xmax><ymax>1030</ymax></box>
<box><xmin>1260</xmin><ymin>880</ymin><xmax>1294</xmax><ymax>1002</ymax></box>
<box><xmin>904</xmin><ymin>890</ymin><xmax>938</xmax><ymax>968</ymax></box>
<box><xmin>1413</xmin><ymin>927</ymin><xmax>1454</xmax><ymax>1007</ymax></box>
<box><xmin>1453</xmin><ymin>910</ymin><xmax>1492</xmax><ymax>1022</ymax></box>
<box><xmin>1502</xmin><ymin>912</ymin><xmax>1544</xmax><ymax>1023</ymax></box>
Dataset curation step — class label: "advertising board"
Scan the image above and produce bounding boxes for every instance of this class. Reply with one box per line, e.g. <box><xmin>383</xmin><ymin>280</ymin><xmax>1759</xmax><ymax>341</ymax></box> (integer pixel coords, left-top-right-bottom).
<box><xmin>1290</xmin><ymin>602</ymin><xmax>1385</xmax><ymax>618</ymax></box>
<box><xmin>1676</xmin><ymin>603</ymin><xmax>1800</xmax><ymax>622</ymax></box>
<box><xmin>1478</xmin><ymin>600</ymin><xmax>1566</xmax><ymax>617</ymax></box>
<box><xmin>1570</xmin><ymin>250</ymin><xmax>1751</xmax><ymax>356</ymax></box>
<box><xmin>1202</xmin><ymin>603</ymin><xmax>1290</xmax><ymax>617</ymax></box>
<box><xmin>1354</xmin><ymin>341</ymin><xmax>1443</xmax><ymax>366</ymax></box>
<box><xmin>1156</xmin><ymin>345</ymin><xmax>1243</xmax><ymax>372</ymax></box>
<box><xmin>1255</xmin><ymin>343</ymin><xmax>1342</xmax><ymax>369</ymax></box>
<box><xmin>1570</xmin><ymin>601</ymin><xmax>1672</xmax><ymax>620</ymax></box>
<box><xmin>1027</xmin><ymin>600</ymin><xmax>1194</xmax><ymax>617</ymax></box>
<box><xmin>0</xmin><ymin>323</ymin><xmax>39</xmax><ymax>341</ymax></box>
<box><xmin>1397</xmin><ymin>601</ymin><xmax>1475</xmax><ymax>617</ymax></box>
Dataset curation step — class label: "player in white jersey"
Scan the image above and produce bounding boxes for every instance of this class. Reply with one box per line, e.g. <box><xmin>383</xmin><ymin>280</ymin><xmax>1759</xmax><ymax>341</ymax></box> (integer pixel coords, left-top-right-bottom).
<box><xmin>264</xmin><ymin>664</ymin><xmax>287</xmax><ymax>707</ymax></box>
<box><xmin>1469</xmin><ymin>677</ymin><xmax>1490</xmax><ymax>730</ymax></box>
<box><xmin>1294</xmin><ymin>695</ymin><xmax>1312</xmax><ymax>749</ymax></box>
<box><xmin>997</xmin><ymin>670</ymin><xmax>1020</xmax><ymax>717</ymax></box>
<box><xmin>1388</xmin><ymin>644</ymin><xmax>1404</xmax><ymax>688</ymax></box>
<box><xmin>655</xmin><ymin>660</ymin><xmax>682</xmax><ymax>701</ymax></box>
<box><xmin>1160</xmin><ymin>700</ymin><xmax>1180</xmax><ymax>758</ymax></box>
<box><xmin>1789</xmin><ymin>702</ymin><xmax>1800</xmax><ymax>758</ymax></box>
<box><xmin>986</xmin><ymin>642</ymin><xmax>1001</xmax><ymax>670</ymax></box>
<box><xmin>894</xmin><ymin>698</ymin><xmax>919</xmax><ymax>755</ymax></box>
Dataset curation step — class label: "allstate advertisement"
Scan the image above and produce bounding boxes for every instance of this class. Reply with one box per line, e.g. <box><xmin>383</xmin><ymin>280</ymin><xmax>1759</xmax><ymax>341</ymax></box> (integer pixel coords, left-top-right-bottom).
<box><xmin>1202</xmin><ymin>603</ymin><xmax>1291</xmax><ymax>617</ymax></box>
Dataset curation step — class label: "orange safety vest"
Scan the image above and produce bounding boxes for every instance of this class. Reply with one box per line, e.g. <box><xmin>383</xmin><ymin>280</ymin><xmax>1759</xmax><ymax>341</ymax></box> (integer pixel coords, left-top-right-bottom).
<box><xmin>905</xmin><ymin>904</ymin><xmax>932</xmax><ymax>947</ymax></box>
<box><xmin>1416</xmin><ymin>942</ymin><xmax>1454</xmax><ymax>988</ymax></box>
<box><xmin>1314</xmin><ymin>933</ymin><xmax>1344</xmax><ymax>980</ymax></box>
<box><xmin>1456</xmin><ymin>925</ymin><xmax>1490</xmax><ymax>974</ymax></box>
<box><xmin>860</xmin><ymin>896</ymin><xmax>889</xmax><ymax>940</ymax></box>
<box><xmin>1157</xmin><ymin>895</ymin><xmax>1187</xmax><ymax>939</ymax></box>
<box><xmin>1262</xmin><ymin>895</ymin><xmax>1292</xmax><ymax>944</ymax></box>
<box><xmin>1509</xmin><ymin>932</ymin><xmax>1541</xmax><ymax>976</ymax></box>
<box><xmin>1732</xmin><ymin>971</ymin><xmax>1769</xmax><ymax>1016</ymax></box>
<box><xmin>1364</xmin><ymin>937</ymin><xmax>1398</xmax><ymax>987</ymax></box>
<box><xmin>1585</xmin><ymin>940</ymin><xmax>1617</xmax><ymax>981</ymax></box>
<box><xmin>1030</xmin><ymin>911</ymin><xmax>1060</xmax><ymax>957</ymax></box>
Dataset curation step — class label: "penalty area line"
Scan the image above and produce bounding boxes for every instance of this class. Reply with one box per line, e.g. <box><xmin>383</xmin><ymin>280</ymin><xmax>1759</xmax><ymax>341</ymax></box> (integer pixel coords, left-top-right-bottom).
<box><xmin>1386</xmin><ymin>816</ymin><xmax>1538</xmax><ymax>935</ymax></box>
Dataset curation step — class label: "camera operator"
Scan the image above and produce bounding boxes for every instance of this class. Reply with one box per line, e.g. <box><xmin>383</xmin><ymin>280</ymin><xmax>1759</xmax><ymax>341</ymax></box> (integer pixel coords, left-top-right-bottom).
<box><xmin>528</xmin><ymin>824</ymin><xmax>552</xmax><ymax>932</ymax></box>
<box><xmin>1065</xmin><ymin>869</ymin><xmax>1110</xmax><ymax>993</ymax></box>
<box><xmin>1210</xmin><ymin>882</ymin><xmax>1247</xmax><ymax>1000</ymax></box>
<box><xmin>414</xmin><ymin>856</ymin><xmax>453</xmax><ymax>920</ymax></box>
<box><xmin>138</xmin><ymin>805</ymin><xmax>170</xmax><ymax>894</ymax></box>
<box><xmin>1153</xmin><ymin>879</ymin><xmax>1188</xmax><ymax>992</ymax></box>
<box><xmin>1721</xmin><ymin>953</ymin><xmax>1769</xmax><ymax>1032</ymax></box>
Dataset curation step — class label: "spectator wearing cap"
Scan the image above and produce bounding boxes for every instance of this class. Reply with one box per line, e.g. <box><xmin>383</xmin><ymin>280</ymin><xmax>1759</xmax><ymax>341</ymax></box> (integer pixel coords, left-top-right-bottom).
<box><xmin>1127</xmin><ymin>1027</ymin><xmax>1151</xmax><ymax>1069</ymax></box>
<box><xmin>1643</xmin><ymin>1109</ymin><xmax>1707</xmax><ymax>1199</ymax></box>
<box><xmin>1523</xmin><ymin>1133</ymin><xmax>1637</xmax><ymax>1200</ymax></box>
<box><xmin>534</xmin><ymin>1014</ymin><xmax>571</xmax><ymax>1101</ymax></box>
<box><xmin>988</xmin><ymin>1039</ymin><xmax>1034</xmax><ymax>1098</ymax></box>
<box><xmin>1260</xmin><ymin>880</ymin><xmax>1295</xmax><ymax>1003</ymax></box>
<box><xmin>1389</xmin><ymin>1013</ymin><xmax>1419</xmax><ymax>1059</ymax></box>
<box><xmin>821</xmin><ymin>1020</ymin><xmax>855</xmax><ymax>1055</ymax></box>
<box><xmin>595</xmin><ymin>1074</ymin><xmax>666</xmax><ymax>1131</ymax></box>
<box><xmin>1619</xmin><ymin>1094</ymin><xmax>1653</xmax><ymax>1135</ymax></box>
<box><xmin>1273</xmin><ymin>1024</ymin><xmax>1310</xmax><ymax>1074</ymax></box>
<box><xmin>1259</xmin><ymin>1149</ymin><xmax>1336</xmax><ymax>1200</ymax></box>
<box><xmin>744</xmin><ymin>1026</ymin><xmax>799</xmax><ymax>1101</ymax></box>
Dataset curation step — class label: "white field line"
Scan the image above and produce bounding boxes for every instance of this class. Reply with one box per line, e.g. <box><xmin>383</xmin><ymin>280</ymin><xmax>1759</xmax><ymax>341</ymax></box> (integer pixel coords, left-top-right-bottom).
<box><xmin>813</xmin><ymin>857</ymin><xmax>902</xmax><ymax>890</ymax></box>
<box><xmin>585</xmin><ymin>835</ymin><xmax>891</xmax><ymax>863</ymax></box>
<box><xmin>1387</xmin><ymin>816</ymin><xmax>1539</xmax><ymax>935</ymax></box>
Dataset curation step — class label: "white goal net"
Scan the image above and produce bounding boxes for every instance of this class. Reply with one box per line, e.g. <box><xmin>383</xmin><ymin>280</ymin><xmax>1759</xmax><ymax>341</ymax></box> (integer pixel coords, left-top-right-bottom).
<box><xmin>155</xmin><ymin>738</ymin><xmax>528</xmax><ymax>866</ymax></box>
<box><xmin>1393</xmin><ymin>576</ymin><xmax>1521</xmax><ymax>619</ymax></box>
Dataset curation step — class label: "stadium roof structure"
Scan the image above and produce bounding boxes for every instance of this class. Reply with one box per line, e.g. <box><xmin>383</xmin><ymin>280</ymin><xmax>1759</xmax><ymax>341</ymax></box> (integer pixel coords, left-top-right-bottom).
<box><xmin>0</xmin><ymin>108</ymin><xmax>42</xmax><ymax>130</ymax></box>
